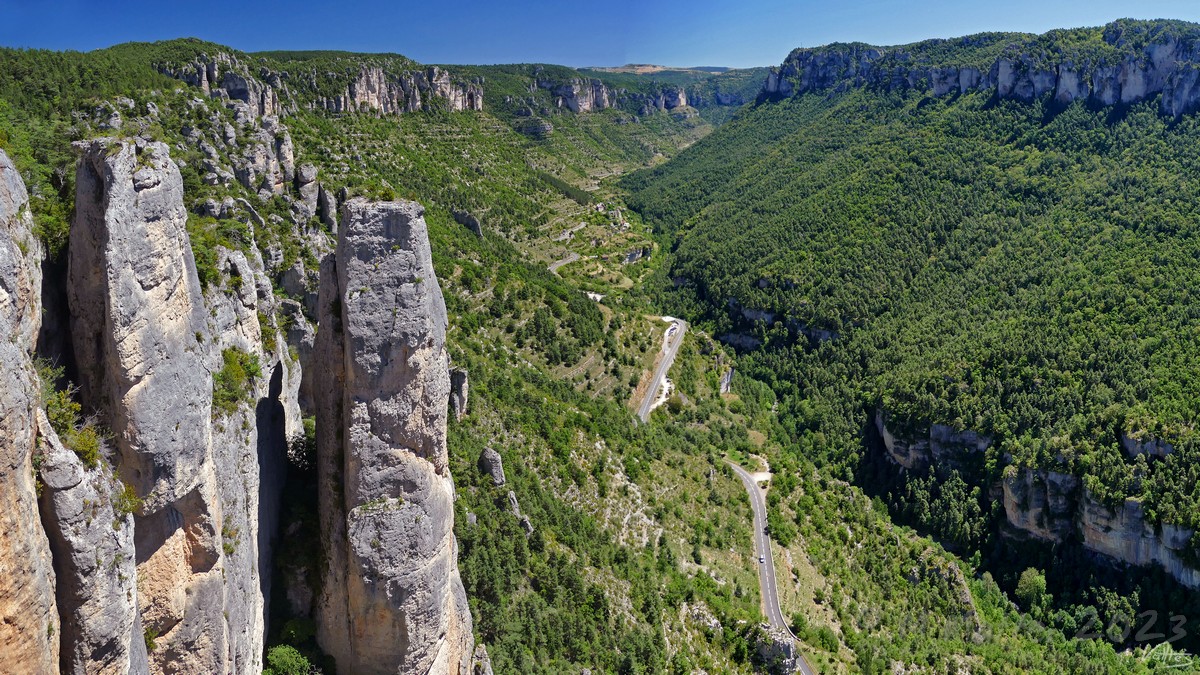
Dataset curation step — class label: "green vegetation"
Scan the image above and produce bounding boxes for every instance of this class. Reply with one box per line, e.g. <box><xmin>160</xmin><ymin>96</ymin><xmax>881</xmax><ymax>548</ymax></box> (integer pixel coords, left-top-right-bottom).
<box><xmin>143</xmin><ymin>627</ymin><xmax>158</xmax><ymax>652</ymax></box>
<box><xmin>625</xmin><ymin>19</ymin><xmax>1200</xmax><ymax>656</ymax></box>
<box><xmin>113</xmin><ymin>482</ymin><xmax>142</xmax><ymax>521</ymax></box>
<box><xmin>262</xmin><ymin>645</ymin><xmax>312</xmax><ymax>675</ymax></box>
<box><xmin>212</xmin><ymin>347</ymin><xmax>261</xmax><ymax>417</ymax></box>
<box><xmin>36</xmin><ymin>359</ymin><xmax>103</xmax><ymax>468</ymax></box>
<box><xmin>5</xmin><ymin>26</ymin><xmax>1197</xmax><ymax>672</ymax></box>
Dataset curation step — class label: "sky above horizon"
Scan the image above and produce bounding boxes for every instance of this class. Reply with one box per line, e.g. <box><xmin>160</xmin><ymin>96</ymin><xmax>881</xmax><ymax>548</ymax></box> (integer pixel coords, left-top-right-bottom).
<box><xmin>3</xmin><ymin>1</ymin><xmax>1200</xmax><ymax>68</ymax></box>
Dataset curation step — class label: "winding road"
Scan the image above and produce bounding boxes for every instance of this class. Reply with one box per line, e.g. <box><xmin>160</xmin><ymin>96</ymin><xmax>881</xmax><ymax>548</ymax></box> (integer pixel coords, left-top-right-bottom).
<box><xmin>726</xmin><ymin>460</ymin><xmax>816</xmax><ymax>675</ymax></box>
<box><xmin>548</xmin><ymin>252</ymin><xmax>580</xmax><ymax>274</ymax></box>
<box><xmin>636</xmin><ymin>317</ymin><xmax>687</xmax><ymax>422</ymax></box>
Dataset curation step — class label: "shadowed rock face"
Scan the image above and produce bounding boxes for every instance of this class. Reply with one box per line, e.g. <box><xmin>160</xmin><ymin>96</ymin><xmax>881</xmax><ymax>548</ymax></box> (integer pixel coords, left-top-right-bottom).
<box><xmin>0</xmin><ymin>149</ymin><xmax>59</xmax><ymax>673</ymax></box>
<box><xmin>315</xmin><ymin>198</ymin><xmax>473</xmax><ymax>674</ymax></box>
<box><xmin>877</xmin><ymin>409</ymin><xmax>1200</xmax><ymax>590</ymax></box>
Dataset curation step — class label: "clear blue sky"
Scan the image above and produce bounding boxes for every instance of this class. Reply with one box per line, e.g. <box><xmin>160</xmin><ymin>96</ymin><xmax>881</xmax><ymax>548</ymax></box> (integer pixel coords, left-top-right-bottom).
<box><xmin>3</xmin><ymin>0</ymin><xmax>1200</xmax><ymax>68</ymax></box>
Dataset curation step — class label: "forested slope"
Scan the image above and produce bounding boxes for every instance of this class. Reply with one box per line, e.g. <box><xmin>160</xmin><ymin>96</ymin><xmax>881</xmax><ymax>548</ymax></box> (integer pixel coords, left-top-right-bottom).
<box><xmin>0</xmin><ymin>29</ymin><xmax>1184</xmax><ymax>674</ymax></box>
<box><xmin>625</xmin><ymin>18</ymin><xmax>1200</xmax><ymax>655</ymax></box>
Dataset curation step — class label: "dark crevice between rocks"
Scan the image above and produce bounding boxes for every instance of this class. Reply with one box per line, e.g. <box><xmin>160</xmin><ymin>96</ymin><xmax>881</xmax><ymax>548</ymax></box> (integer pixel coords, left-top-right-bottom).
<box><xmin>35</xmin><ymin>253</ymin><xmax>78</xmax><ymax>392</ymax></box>
<box><xmin>256</xmin><ymin>362</ymin><xmax>288</xmax><ymax>638</ymax></box>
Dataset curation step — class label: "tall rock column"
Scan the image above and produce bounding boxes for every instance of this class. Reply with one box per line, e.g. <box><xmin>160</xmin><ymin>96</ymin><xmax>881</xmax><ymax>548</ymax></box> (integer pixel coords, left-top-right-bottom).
<box><xmin>315</xmin><ymin>198</ymin><xmax>473</xmax><ymax>674</ymax></box>
<box><xmin>67</xmin><ymin>138</ymin><xmax>278</xmax><ymax>673</ymax></box>
<box><xmin>0</xmin><ymin>150</ymin><xmax>59</xmax><ymax>671</ymax></box>
<box><xmin>69</xmin><ymin>138</ymin><xmax>211</xmax><ymax>510</ymax></box>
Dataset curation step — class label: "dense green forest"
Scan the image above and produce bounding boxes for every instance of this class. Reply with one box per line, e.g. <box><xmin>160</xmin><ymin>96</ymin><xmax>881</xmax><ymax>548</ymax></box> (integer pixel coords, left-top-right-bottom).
<box><xmin>1</xmin><ymin>28</ymin><xmax>1190</xmax><ymax>673</ymax></box>
<box><xmin>623</xmin><ymin>20</ymin><xmax>1200</xmax><ymax>659</ymax></box>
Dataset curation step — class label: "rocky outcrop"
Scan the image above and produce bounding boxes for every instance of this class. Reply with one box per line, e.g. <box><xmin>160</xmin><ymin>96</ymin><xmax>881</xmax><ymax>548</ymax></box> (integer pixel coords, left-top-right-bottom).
<box><xmin>453</xmin><ymin>209</ymin><xmax>483</xmax><ymax>238</ymax></box>
<box><xmin>517</xmin><ymin>118</ymin><xmax>555</xmax><ymax>138</ymax></box>
<box><xmin>69</xmin><ymin>138</ymin><xmax>211</xmax><ymax>511</ymax></box>
<box><xmin>1080</xmin><ymin>495</ymin><xmax>1200</xmax><ymax>589</ymax></box>
<box><xmin>37</xmin><ymin>410</ymin><xmax>145</xmax><ymax>675</ymax></box>
<box><xmin>450</xmin><ymin>366</ymin><xmax>469</xmax><ymax>420</ymax></box>
<box><xmin>637</xmin><ymin>86</ymin><xmax>689</xmax><ymax>115</ymax></box>
<box><xmin>317</xmin><ymin>66</ymin><xmax>483</xmax><ymax>114</ymax></box>
<box><xmin>295</xmin><ymin>163</ymin><xmax>319</xmax><ymax>221</ymax></box>
<box><xmin>881</xmin><ymin>405</ymin><xmax>1200</xmax><ymax>590</ymax></box>
<box><xmin>0</xmin><ymin>150</ymin><xmax>59</xmax><ymax>672</ymax></box>
<box><xmin>539</xmin><ymin>77</ymin><xmax>613</xmax><ymax>113</ymax></box>
<box><xmin>533</xmin><ymin>74</ymin><xmax>691</xmax><ymax>116</ymax></box>
<box><xmin>236</xmin><ymin>116</ymin><xmax>295</xmax><ymax>198</ymax></box>
<box><xmin>875</xmin><ymin>410</ymin><xmax>991</xmax><ymax>471</ymax></box>
<box><xmin>1001</xmin><ymin>469</ymin><xmax>1079</xmax><ymax>542</ymax></box>
<box><xmin>68</xmin><ymin>138</ymin><xmax>285</xmax><ymax>673</ymax></box>
<box><xmin>478</xmin><ymin>447</ymin><xmax>505</xmax><ymax>487</ymax></box>
<box><xmin>472</xmin><ymin>644</ymin><xmax>495</xmax><ymax>675</ymax></box>
<box><xmin>160</xmin><ymin>52</ymin><xmax>281</xmax><ymax>119</ymax></box>
<box><xmin>754</xmin><ymin>624</ymin><xmax>805</xmax><ymax>675</ymax></box>
<box><xmin>763</xmin><ymin>20</ymin><xmax>1200</xmax><ymax>117</ymax></box>
<box><xmin>1120</xmin><ymin>430</ymin><xmax>1175</xmax><ymax>459</ymax></box>
<box><xmin>317</xmin><ymin>183</ymin><xmax>339</xmax><ymax>233</ymax></box>
<box><xmin>314</xmin><ymin>198</ymin><xmax>473</xmax><ymax>674</ymax></box>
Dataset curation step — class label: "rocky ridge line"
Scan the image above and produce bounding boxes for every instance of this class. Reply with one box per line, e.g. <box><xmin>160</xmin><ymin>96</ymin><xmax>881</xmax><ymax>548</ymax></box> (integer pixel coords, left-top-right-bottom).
<box><xmin>763</xmin><ymin>20</ymin><xmax>1200</xmax><ymax>117</ymax></box>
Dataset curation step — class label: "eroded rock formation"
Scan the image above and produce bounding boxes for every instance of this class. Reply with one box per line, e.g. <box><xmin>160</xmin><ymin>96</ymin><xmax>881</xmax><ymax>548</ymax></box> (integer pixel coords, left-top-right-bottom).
<box><xmin>67</xmin><ymin>138</ymin><xmax>290</xmax><ymax>673</ymax></box>
<box><xmin>37</xmin><ymin>409</ymin><xmax>145</xmax><ymax>675</ymax></box>
<box><xmin>0</xmin><ymin>149</ymin><xmax>59</xmax><ymax>673</ymax></box>
<box><xmin>877</xmin><ymin>410</ymin><xmax>1200</xmax><ymax>590</ymax></box>
<box><xmin>763</xmin><ymin>21</ymin><xmax>1200</xmax><ymax>117</ymax></box>
<box><xmin>314</xmin><ymin>198</ymin><xmax>473</xmax><ymax>674</ymax></box>
<box><xmin>317</xmin><ymin>66</ymin><xmax>483</xmax><ymax>114</ymax></box>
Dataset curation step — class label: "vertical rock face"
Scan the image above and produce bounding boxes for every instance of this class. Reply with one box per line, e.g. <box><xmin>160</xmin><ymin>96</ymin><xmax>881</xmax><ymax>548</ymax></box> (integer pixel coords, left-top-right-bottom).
<box><xmin>1001</xmin><ymin>469</ymin><xmax>1079</xmax><ymax>542</ymax></box>
<box><xmin>0</xmin><ymin>150</ymin><xmax>59</xmax><ymax>673</ymax></box>
<box><xmin>37</xmin><ymin>410</ymin><xmax>144</xmax><ymax>675</ymax></box>
<box><xmin>160</xmin><ymin>52</ymin><xmax>281</xmax><ymax>118</ymax></box>
<box><xmin>450</xmin><ymin>366</ymin><xmax>469</xmax><ymax>421</ymax></box>
<box><xmin>1081</xmin><ymin>495</ymin><xmax>1200</xmax><ymax>589</ymax></box>
<box><xmin>67</xmin><ymin>138</ymin><xmax>282</xmax><ymax>673</ymax></box>
<box><xmin>315</xmin><ymin>198</ymin><xmax>473</xmax><ymax>674</ymax></box>
<box><xmin>879</xmin><ymin>406</ymin><xmax>1200</xmax><ymax>589</ymax></box>
<box><xmin>69</xmin><ymin>138</ymin><xmax>211</xmax><ymax>510</ymax></box>
<box><xmin>317</xmin><ymin>66</ymin><xmax>483</xmax><ymax>114</ymax></box>
<box><xmin>237</xmin><ymin>116</ymin><xmax>295</xmax><ymax>198</ymax></box>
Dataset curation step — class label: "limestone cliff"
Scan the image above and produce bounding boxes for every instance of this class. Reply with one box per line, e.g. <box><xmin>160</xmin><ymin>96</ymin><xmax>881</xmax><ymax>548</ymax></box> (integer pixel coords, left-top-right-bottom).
<box><xmin>318</xmin><ymin>65</ymin><xmax>483</xmax><ymax>114</ymax></box>
<box><xmin>534</xmin><ymin>74</ymin><xmax>691</xmax><ymax>116</ymax></box>
<box><xmin>1</xmin><ymin>67</ymin><xmax>478</xmax><ymax>672</ymax></box>
<box><xmin>537</xmin><ymin>77</ymin><xmax>614</xmax><ymax>113</ymax></box>
<box><xmin>66</xmin><ymin>138</ymin><xmax>291</xmax><ymax>673</ymax></box>
<box><xmin>160</xmin><ymin>51</ymin><xmax>282</xmax><ymax>119</ymax></box>
<box><xmin>0</xmin><ymin>150</ymin><xmax>59</xmax><ymax>673</ymax></box>
<box><xmin>162</xmin><ymin>50</ymin><xmax>484</xmax><ymax>118</ymax></box>
<box><xmin>877</xmin><ymin>410</ymin><xmax>1200</xmax><ymax>590</ymax></box>
<box><xmin>1080</xmin><ymin>495</ymin><xmax>1200</xmax><ymax>589</ymax></box>
<box><xmin>763</xmin><ymin>20</ymin><xmax>1200</xmax><ymax>117</ymax></box>
<box><xmin>1000</xmin><ymin>468</ymin><xmax>1078</xmax><ymax>542</ymax></box>
<box><xmin>874</xmin><ymin>410</ymin><xmax>990</xmax><ymax>472</ymax></box>
<box><xmin>37</xmin><ymin>409</ymin><xmax>146</xmax><ymax>675</ymax></box>
<box><xmin>314</xmin><ymin>198</ymin><xmax>473</xmax><ymax>674</ymax></box>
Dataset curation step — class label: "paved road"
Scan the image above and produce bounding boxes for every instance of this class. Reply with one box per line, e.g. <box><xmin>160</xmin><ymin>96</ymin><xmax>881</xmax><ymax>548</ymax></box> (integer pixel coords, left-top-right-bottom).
<box><xmin>636</xmin><ymin>318</ymin><xmax>687</xmax><ymax>422</ymax></box>
<box><xmin>548</xmin><ymin>252</ymin><xmax>580</xmax><ymax>274</ymax></box>
<box><xmin>726</xmin><ymin>460</ymin><xmax>816</xmax><ymax>675</ymax></box>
